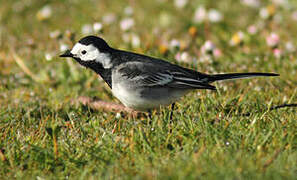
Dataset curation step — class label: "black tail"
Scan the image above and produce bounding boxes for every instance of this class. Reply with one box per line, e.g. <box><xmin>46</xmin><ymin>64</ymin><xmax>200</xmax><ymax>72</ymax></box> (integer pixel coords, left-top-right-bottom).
<box><xmin>207</xmin><ymin>72</ymin><xmax>279</xmax><ymax>83</ymax></box>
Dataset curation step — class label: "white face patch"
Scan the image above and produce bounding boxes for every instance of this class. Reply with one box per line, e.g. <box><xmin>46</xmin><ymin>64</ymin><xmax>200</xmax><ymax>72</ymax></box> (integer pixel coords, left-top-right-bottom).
<box><xmin>70</xmin><ymin>43</ymin><xmax>113</xmax><ymax>69</ymax></box>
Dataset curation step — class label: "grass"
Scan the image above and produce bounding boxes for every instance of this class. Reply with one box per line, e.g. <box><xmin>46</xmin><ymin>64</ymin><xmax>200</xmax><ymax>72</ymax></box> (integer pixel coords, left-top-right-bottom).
<box><xmin>0</xmin><ymin>0</ymin><xmax>296</xmax><ymax>179</ymax></box>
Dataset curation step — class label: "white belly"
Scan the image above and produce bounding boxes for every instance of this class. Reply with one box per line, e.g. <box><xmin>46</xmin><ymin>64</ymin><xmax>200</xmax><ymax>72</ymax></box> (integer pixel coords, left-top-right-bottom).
<box><xmin>111</xmin><ymin>83</ymin><xmax>189</xmax><ymax>111</ymax></box>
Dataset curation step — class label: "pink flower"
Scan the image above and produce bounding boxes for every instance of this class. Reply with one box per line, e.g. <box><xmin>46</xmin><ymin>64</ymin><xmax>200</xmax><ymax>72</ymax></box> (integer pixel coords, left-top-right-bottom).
<box><xmin>213</xmin><ymin>49</ymin><xmax>222</xmax><ymax>58</ymax></box>
<box><xmin>120</xmin><ymin>18</ymin><xmax>134</xmax><ymax>31</ymax></box>
<box><xmin>175</xmin><ymin>52</ymin><xmax>181</xmax><ymax>61</ymax></box>
<box><xmin>247</xmin><ymin>25</ymin><xmax>258</xmax><ymax>35</ymax></box>
<box><xmin>266</xmin><ymin>33</ymin><xmax>279</xmax><ymax>48</ymax></box>
<box><xmin>201</xmin><ymin>40</ymin><xmax>216</xmax><ymax>54</ymax></box>
<box><xmin>200</xmin><ymin>40</ymin><xmax>222</xmax><ymax>58</ymax></box>
<box><xmin>273</xmin><ymin>48</ymin><xmax>282</xmax><ymax>58</ymax></box>
<box><xmin>193</xmin><ymin>6</ymin><xmax>207</xmax><ymax>23</ymax></box>
<box><xmin>175</xmin><ymin>52</ymin><xmax>192</xmax><ymax>63</ymax></box>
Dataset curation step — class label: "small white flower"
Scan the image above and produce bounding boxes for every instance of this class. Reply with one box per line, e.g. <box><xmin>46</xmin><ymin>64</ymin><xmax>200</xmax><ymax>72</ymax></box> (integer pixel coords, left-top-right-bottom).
<box><xmin>201</xmin><ymin>40</ymin><xmax>216</xmax><ymax>54</ymax></box>
<box><xmin>116</xmin><ymin>113</ymin><xmax>121</xmax><ymax>119</ymax></box>
<box><xmin>40</xmin><ymin>6</ymin><xmax>52</xmax><ymax>17</ymax></box>
<box><xmin>259</xmin><ymin>8</ymin><xmax>269</xmax><ymax>19</ymax></box>
<box><xmin>200</xmin><ymin>40</ymin><xmax>222</xmax><ymax>57</ymax></box>
<box><xmin>30</xmin><ymin>91</ymin><xmax>35</xmax><ymax>96</ymax></box>
<box><xmin>36</xmin><ymin>5</ymin><xmax>52</xmax><ymax>21</ymax></box>
<box><xmin>45</xmin><ymin>52</ymin><xmax>53</xmax><ymax>61</ymax></box>
<box><xmin>120</xmin><ymin>18</ymin><xmax>134</xmax><ymax>31</ymax></box>
<box><xmin>285</xmin><ymin>42</ymin><xmax>295</xmax><ymax>52</ymax></box>
<box><xmin>131</xmin><ymin>34</ymin><xmax>140</xmax><ymax>48</ymax></box>
<box><xmin>180</xmin><ymin>52</ymin><xmax>191</xmax><ymax>62</ymax></box>
<box><xmin>254</xmin><ymin>86</ymin><xmax>261</xmax><ymax>91</ymax></box>
<box><xmin>93</xmin><ymin>22</ymin><xmax>103</xmax><ymax>32</ymax></box>
<box><xmin>208</xmin><ymin>9</ymin><xmax>223</xmax><ymax>23</ymax></box>
<box><xmin>169</xmin><ymin>39</ymin><xmax>180</xmax><ymax>50</ymax></box>
<box><xmin>175</xmin><ymin>52</ymin><xmax>192</xmax><ymax>63</ymax></box>
<box><xmin>174</xmin><ymin>0</ymin><xmax>188</xmax><ymax>9</ymax></box>
<box><xmin>261</xmin><ymin>5</ymin><xmax>276</xmax><ymax>19</ymax></box>
<box><xmin>49</xmin><ymin>30</ymin><xmax>61</xmax><ymax>39</ymax></box>
<box><xmin>193</xmin><ymin>6</ymin><xmax>207</xmax><ymax>23</ymax></box>
<box><xmin>204</xmin><ymin>41</ymin><xmax>216</xmax><ymax>51</ymax></box>
<box><xmin>121</xmin><ymin>33</ymin><xmax>140</xmax><ymax>48</ymax></box>
<box><xmin>60</xmin><ymin>43</ymin><xmax>69</xmax><ymax>52</ymax></box>
<box><xmin>81</xmin><ymin>24</ymin><xmax>93</xmax><ymax>35</ymax></box>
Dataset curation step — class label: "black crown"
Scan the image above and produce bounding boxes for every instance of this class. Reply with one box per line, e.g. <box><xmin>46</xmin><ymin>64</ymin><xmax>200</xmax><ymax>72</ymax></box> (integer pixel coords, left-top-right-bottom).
<box><xmin>79</xmin><ymin>36</ymin><xmax>111</xmax><ymax>52</ymax></box>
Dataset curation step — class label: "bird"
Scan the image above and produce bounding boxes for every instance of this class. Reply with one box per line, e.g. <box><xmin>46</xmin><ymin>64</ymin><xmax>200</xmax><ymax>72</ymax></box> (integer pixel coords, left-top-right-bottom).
<box><xmin>60</xmin><ymin>35</ymin><xmax>279</xmax><ymax>115</ymax></box>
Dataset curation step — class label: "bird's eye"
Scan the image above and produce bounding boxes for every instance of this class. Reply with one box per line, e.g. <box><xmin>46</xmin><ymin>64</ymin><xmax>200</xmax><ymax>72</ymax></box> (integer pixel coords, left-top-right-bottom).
<box><xmin>81</xmin><ymin>50</ymin><xmax>87</xmax><ymax>55</ymax></box>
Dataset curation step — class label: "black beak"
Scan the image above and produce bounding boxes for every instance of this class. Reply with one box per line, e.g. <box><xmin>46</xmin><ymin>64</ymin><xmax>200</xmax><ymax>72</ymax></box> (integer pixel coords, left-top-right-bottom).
<box><xmin>60</xmin><ymin>50</ymin><xmax>73</xmax><ymax>58</ymax></box>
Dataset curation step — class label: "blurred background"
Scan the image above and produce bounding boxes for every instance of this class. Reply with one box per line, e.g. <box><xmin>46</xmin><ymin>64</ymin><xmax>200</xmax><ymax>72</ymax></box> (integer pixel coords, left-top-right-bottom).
<box><xmin>0</xmin><ymin>0</ymin><xmax>297</xmax><ymax>179</ymax></box>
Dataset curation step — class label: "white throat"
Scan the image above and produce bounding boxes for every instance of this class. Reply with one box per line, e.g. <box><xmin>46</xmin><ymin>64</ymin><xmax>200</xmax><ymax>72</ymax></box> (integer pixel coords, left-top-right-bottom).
<box><xmin>96</xmin><ymin>53</ymin><xmax>113</xmax><ymax>69</ymax></box>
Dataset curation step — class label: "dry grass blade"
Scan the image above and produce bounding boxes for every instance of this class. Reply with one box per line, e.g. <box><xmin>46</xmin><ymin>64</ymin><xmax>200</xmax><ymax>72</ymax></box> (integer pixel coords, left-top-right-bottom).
<box><xmin>11</xmin><ymin>49</ymin><xmax>41</xmax><ymax>82</ymax></box>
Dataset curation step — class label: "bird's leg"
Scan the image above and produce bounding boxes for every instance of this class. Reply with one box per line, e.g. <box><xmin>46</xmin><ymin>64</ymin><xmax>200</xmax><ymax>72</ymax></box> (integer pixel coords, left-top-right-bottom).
<box><xmin>168</xmin><ymin>103</ymin><xmax>175</xmax><ymax>133</ymax></box>
<box><xmin>169</xmin><ymin>103</ymin><xmax>175</xmax><ymax>122</ymax></box>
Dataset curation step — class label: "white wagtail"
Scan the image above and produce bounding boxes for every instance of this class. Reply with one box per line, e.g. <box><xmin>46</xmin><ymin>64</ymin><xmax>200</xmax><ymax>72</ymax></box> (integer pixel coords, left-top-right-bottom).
<box><xmin>60</xmin><ymin>35</ymin><xmax>278</xmax><ymax>113</ymax></box>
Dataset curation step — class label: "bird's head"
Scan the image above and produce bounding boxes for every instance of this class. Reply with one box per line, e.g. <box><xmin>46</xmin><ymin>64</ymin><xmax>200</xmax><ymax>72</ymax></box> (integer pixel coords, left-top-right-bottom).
<box><xmin>60</xmin><ymin>36</ymin><xmax>114</xmax><ymax>69</ymax></box>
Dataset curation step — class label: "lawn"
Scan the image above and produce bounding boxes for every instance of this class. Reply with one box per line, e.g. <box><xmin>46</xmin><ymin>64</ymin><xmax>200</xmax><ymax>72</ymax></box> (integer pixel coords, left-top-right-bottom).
<box><xmin>0</xmin><ymin>0</ymin><xmax>296</xmax><ymax>179</ymax></box>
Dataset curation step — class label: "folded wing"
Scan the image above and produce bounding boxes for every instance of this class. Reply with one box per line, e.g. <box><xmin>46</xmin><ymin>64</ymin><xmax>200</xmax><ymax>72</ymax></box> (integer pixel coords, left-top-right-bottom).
<box><xmin>116</xmin><ymin>61</ymin><xmax>216</xmax><ymax>90</ymax></box>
